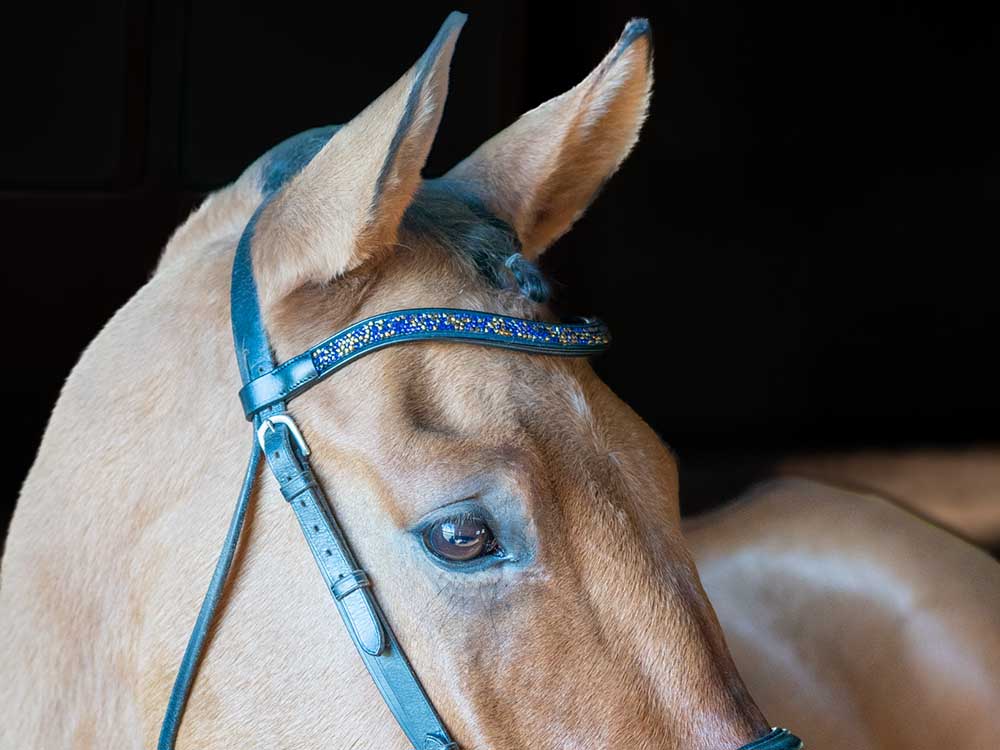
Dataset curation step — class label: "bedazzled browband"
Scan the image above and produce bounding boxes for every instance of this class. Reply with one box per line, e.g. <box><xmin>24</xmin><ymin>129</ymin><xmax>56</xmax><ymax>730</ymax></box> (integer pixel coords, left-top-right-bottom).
<box><xmin>238</xmin><ymin>307</ymin><xmax>610</xmax><ymax>419</ymax></box>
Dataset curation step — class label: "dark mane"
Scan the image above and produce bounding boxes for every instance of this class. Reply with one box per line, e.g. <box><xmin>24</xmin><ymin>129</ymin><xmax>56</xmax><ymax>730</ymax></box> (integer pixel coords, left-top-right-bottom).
<box><xmin>259</xmin><ymin>128</ymin><xmax>549</xmax><ymax>302</ymax></box>
<box><xmin>402</xmin><ymin>178</ymin><xmax>550</xmax><ymax>303</ymax></box>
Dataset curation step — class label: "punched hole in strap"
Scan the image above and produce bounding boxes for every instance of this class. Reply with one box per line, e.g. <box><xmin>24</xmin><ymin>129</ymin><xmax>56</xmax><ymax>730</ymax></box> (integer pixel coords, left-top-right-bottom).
<box><xmin>331</xmin><ymin>570</ymin><xmax>371</xmax><ymax>600</ymax></box>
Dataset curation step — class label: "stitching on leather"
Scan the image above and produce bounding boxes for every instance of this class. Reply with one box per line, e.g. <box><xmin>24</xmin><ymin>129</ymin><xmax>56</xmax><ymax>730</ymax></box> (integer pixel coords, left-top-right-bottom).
<box><xmin>263</xmin><ymin>352</ymin><xmax>308</xmax><ymax>378</ymax></box>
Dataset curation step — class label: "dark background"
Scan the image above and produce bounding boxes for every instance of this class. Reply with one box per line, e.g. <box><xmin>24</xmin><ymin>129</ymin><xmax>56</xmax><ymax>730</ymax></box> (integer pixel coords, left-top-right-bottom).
<box><xmin>2</xmin><ymin>1</ymin><xmax>997</xmax><ymax>537</ymax></box>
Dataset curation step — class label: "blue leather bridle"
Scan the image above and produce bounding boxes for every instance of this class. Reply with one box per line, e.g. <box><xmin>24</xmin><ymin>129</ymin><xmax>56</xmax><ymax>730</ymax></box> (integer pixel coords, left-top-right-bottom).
<box><xmin>154</xmin><ymin>201</ymin><xmax>803</xmax><ymax>750</ymax></box>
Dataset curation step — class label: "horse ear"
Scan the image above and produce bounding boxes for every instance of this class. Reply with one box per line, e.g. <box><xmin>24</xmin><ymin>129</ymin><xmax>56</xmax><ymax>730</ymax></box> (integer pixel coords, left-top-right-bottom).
<box><xmin>252</xmin><ymin>12</ymin><xmax>466</xmax><ymax>309</ymax></box>
<box><xmin>445</xmin><ymin>19</ymin><xmax>652</xmax><ymax>260</ymax></box>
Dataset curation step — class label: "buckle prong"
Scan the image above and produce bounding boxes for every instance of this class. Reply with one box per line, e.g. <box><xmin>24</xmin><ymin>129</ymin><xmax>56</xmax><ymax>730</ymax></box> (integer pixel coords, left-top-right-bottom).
<box><xmin>257</xmin><ymin>414</ymin><xmax>311</xmax><ymax>456</ymax></box>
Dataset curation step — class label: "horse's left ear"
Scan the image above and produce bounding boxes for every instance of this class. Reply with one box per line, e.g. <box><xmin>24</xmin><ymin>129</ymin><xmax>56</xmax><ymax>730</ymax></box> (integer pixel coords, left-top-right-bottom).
<box><xmin>445</xmin><ymin>19</ymin><xmax>653</xmax><ymax>260</ymax></box>
<box><xmin>252</xmin><ymin>12</ymin><xmax>465</xmax><ymax>310</ymax></box>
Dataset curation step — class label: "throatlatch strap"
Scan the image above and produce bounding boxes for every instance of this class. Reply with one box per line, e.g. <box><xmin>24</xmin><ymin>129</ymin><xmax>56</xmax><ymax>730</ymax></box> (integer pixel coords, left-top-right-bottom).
<box><xmin>156</xmin><ymin>436</ymin><xmax>261</xmax><ymax>750</ymax></box>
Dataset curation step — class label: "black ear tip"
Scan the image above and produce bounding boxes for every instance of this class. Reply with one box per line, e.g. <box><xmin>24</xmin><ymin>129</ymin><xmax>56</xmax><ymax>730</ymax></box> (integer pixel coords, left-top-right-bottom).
<box><xmin>444</xmin><ymin>10</ymin><xmax>469</xmax><ymax>30</ymax></box>
<box><xmin>416</xmin><ymin>11</ymin><xmax>468</xmax><ymax>73</ymax></box>
<box><xmin>619</xmin><ymin>18</ymin><xmax>652</xmax><ymax>54</ymax></box>
<box><xmin>426</xmin><ymin>11</ymin><xmax>468</xmax><ymax>54</ymax></box>
<box><xmin>609</xmin><ymin>18</ymin><xmax>652</xmax><ymax>69</ymax></box>
<box><xmin>432</xmin><ymin>11</ymin><xmax>468</xmax><ymax>50</ymax></box>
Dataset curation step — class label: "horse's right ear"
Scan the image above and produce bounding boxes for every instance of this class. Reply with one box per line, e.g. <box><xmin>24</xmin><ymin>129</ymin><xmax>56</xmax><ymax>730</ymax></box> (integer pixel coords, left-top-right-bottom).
<box><xmin>251</xmin><ymin>12</ymin><xmax>466</xmax><ymax>311</ymax></box>
<box><xmin>445</xmin><ymin>19</ymin><xmax>653</xmax><ymax>260</ymax></box>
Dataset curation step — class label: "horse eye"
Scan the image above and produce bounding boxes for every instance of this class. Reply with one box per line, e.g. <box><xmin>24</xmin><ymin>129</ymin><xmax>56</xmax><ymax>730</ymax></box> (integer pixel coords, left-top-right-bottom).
<box><xmin>422</xmin><ymin>514</ymin><xmax>502</xmax><ymax>563</ymax></box>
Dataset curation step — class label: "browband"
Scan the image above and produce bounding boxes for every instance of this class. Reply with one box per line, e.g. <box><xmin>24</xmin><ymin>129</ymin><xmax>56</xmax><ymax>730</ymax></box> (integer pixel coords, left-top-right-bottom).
<box><xmin>238</xmin><ymin>308</ymin><xmax>610</xmax><ymax>418</ymax></box>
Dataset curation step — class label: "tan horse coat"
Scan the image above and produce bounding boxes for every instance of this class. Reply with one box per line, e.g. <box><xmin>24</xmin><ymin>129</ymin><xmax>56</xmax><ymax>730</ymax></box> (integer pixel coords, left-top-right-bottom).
<box><xmin>2</xmin><ymin>13</ymin><xmax>998</xmax><ymax>750</ymax></box>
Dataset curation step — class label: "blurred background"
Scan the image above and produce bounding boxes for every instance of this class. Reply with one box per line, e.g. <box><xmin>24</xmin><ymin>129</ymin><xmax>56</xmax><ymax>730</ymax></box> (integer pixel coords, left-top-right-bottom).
<box><xmin>1</xmin><ymin>2</ymin><xmax>997</xmax><ymax>549</ymax></box>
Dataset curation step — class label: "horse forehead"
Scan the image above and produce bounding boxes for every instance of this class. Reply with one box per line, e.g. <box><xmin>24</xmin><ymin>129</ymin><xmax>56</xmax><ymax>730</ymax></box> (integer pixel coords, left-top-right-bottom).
<box><xmin>328</xmin><ymin>343</ymin><xmax>591</xmax><ymax>447</ymax></box>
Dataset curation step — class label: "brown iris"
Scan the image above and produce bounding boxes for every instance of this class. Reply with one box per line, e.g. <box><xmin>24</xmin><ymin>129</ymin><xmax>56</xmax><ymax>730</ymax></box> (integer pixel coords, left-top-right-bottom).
<box><xmin>422</xmin><ymin>514</ymin><xmax>500</xmax><ymax>563</ymax></box>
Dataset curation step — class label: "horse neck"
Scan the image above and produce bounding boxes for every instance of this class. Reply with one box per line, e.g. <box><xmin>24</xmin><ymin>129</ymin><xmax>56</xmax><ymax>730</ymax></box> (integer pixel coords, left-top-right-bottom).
<box><xmin>32</xmin><ymin>179</ymin><xmax>264</xmax><ymax>527</ymax></box>
<box><xmin>139</xmin><ymin>192</ymin><xmax>402</xmax><ymax>743</ymax></box>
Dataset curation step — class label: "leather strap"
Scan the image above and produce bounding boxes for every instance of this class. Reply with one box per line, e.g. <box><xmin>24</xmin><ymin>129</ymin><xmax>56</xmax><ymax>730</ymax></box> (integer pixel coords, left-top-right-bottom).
<box><xmin>230</xmin><ymin>204</ymin><xmax>274</xmax><ymax>386</ymax></box>
<box><xmin>260</xmin><ymin>416</ymin><xmax>385</xmax><ymax>655</ymax></box>
<box><xmin>156</xmin><ymin>436</ymin><xmax>262</xmax><ymax>750</ymax></box>
<box><xmin>258</xmin><ymin>409</ymin><xmax>457</xmax><ymax>748</ymax></box>
<box><xmin>737</xmin><ymin>728</ymin><xmax>804</xmax><ymax>749</ymax></box>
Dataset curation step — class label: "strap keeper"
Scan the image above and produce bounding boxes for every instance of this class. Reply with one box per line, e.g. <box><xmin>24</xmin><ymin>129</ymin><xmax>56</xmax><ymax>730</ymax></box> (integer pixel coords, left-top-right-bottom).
<box><xmin>279</xmin><ymin>472</ymin><xmax>318</xmax><ymax>503</ymax></box>
<box><xmin>331</xmin><ymin>570</ymin><xmax>371</xmax><ymax>600</ymax></box>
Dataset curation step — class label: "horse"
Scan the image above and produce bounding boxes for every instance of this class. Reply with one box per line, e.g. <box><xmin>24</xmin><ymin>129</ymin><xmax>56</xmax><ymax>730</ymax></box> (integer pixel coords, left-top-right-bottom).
<box><xmin>2</xmin><ymin>12</ymin><xmax>998</xmax><ymax>749</ymax></box>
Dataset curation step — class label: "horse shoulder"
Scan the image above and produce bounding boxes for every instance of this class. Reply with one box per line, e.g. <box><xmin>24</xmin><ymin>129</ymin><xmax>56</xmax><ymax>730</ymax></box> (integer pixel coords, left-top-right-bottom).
<box><xmin>685</xmin><ymin>477</ymin><xmax>1000</xmax><ymax>750</ymax></box>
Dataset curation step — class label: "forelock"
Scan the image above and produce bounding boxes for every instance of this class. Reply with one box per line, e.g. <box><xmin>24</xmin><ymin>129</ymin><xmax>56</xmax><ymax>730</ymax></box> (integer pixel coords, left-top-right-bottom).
<box><xmin>401</xmin><ymin>178</ymin><xmax>551</xmax><ymax>303</ymax></box>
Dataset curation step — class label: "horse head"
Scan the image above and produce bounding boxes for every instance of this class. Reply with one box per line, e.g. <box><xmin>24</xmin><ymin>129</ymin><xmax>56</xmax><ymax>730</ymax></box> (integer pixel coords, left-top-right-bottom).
<box><xmin>163</xmin><ymin>10</ymin><xmax>775</xmax><ymax>748</ymax></box>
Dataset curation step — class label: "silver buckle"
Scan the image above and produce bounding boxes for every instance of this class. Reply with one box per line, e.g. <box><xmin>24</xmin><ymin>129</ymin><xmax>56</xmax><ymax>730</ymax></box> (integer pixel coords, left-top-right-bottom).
<box><xmin>256</xmin><ymin>414</ymin><xmax>311</xmax><ymax>456</ymax></box>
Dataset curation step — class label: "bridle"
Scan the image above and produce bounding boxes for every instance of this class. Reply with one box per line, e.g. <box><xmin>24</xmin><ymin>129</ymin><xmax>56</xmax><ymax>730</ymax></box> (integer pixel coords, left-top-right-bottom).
<box><xmin>154</xmin><ymin>187</ymin><xmax>804</xmax><ymax>750</ymax></box>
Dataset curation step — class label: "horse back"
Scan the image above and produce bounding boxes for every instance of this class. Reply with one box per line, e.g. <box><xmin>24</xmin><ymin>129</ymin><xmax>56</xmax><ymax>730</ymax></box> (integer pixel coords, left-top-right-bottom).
<box><xmin>686</xmin><ymin>477</ymin><xmax>1000</xmax><ymax>749</ymax></box>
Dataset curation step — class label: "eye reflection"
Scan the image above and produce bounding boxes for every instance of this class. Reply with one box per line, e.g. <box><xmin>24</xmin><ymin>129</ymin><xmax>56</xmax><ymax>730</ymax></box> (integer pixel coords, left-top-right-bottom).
<box><xmin>422</xmin><ymin>513</ymin><xmax>502</xmax><ymax>564</ymax></box>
